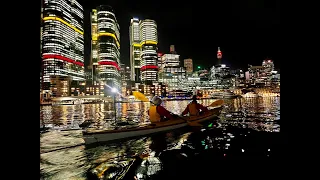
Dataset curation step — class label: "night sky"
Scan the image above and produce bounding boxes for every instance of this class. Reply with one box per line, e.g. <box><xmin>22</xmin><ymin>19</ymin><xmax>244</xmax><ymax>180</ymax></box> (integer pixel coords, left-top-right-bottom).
<box><xmin>79</xmin><ymin>0</ymin><xmax>280</xmax><ymax>70</ymax></box>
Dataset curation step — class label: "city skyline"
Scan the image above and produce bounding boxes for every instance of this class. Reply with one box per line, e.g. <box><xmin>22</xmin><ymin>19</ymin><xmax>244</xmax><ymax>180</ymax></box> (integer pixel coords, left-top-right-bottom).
<box><xmin>39</xmin><ymin>3</ymin><xmax>281</xmax><ymax>177</ymax></box>
<box><xmin>40</xmin><ymin>0</ymin><xmax>280</xmax><ymax>72</ymax></box>
<box><xmin>40</xmin><ymin>0</ymin><xmax>280</xmax><ymax>99</ymax></box>
<box><xmin>78</xmin><ymin>0</ymin><xmax>280</xmax><ymax>70</ymax></box>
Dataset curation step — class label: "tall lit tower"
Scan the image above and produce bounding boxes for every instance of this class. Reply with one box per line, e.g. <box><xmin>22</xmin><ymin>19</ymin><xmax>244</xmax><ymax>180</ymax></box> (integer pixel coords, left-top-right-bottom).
<box><xmin>262</xmin><ymin>59</ymin><xmax>274</xmax><ymax>72</ymax></box>
<box><xmin>217</xmin><ymin>47</ymin><xmax>222</xmax><ymax>64</ymax></box>
<box><xmin>140</xmin><ymin>19</ymin><xmax>158</xmax><ymax>82</ymax></box>
<box><xmin>129</xmin><ymin>18</ymin><xmax>141</xmax><ymax>82</ymax></box>
<box><xmin>184</xmin><ymin>58</ymin><xmax>193</xmax><ymax>74</ymax></box>
<box><xmin>41</xmin><ymin>0</ymin><xmax>85</xmax><ymax>93</ymax></box>
<box><xmin>95</xmin><ymin>5</ymin><xmax>121</xmax><ymax>95</ymax></box>
<box><xmin>170</xmin><ymin>45</ymin><xmax>176</xmax><ymax>54</ymax></box>
<box><xmin>90</xmin><ymin>9</ymin><xmax>98</xmax><ymax>82</ymax></box>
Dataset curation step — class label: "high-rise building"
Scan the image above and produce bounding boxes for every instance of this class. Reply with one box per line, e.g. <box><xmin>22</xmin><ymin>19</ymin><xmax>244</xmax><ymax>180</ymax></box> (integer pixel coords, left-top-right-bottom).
<box><xmin>262</xmin><ymin>59</ymin><xmax>274</xmax><ymax>74</ymax></box>
<box><xmin>40</xmin><ymin>0</ymin><xmax>43</xmax><ymax>72</ymax></box>
<box><xmin>157</xmin><ymin>52</ymin><xmax>164</xmax><ymax>72</ymax></box>
<box><xmin>162</xmin><ymin>54</ymin><xmax>180</xmax><ymax>67</ymax></box>
<box><xmin>93</xmin><ymin>5</ymin><xmax>121</xmax><ymax>96</ymax></box>
<box><xmin>129</xmin><ymin>18</ymin><xmax>158</xmax><ymax>83</ymax></box>
<box><xmin>157</xmin><ymin>52</ymin><xmax>165</xmax><ymax>84</ymax></box>
<box><xmin>41</xmin><ymin>0</ymin><xmax>85</xmax><ymax>96</ymax></box>
<box><xmin>217</xmin><ymin>47</ymin><xmax>222</xmax><ymax>64</ymax></box>
<box><xmin>90</xmin><ymin>9</ymin><xmax>99</xmax><ymax>82</ymax></box>
<box><xmin>120</xmin><ymin>64</ymin><xmax>131</xmax><ymax>82</ymax></box>
<box><xmin>119</xmin><ymin>63</ymin><xmax>131</xmax><ymax>96</ymax></box>
<box><xmin>184</xmin><ymin>58</ymin><xmax>193</xmax><ymax>74</ymax></box>
<box><xmin>161</xmin><ymin>53</ymin><xmax>186</xmax><ymax>90</ymax></box>
<box><xmin>212</xmin><ymin>64</ymin><xmax>230</xmax><ymax>78</ymax></box>
<box><xmin>140</xmin><ymin>19</ymin><xmax>158</xmax><ymax>82</ymax></box>
<box><xmin>170</xmin><ymin>45</ymin><xmax>176</xmax><ymax>54</ymax></box>
<box><xmin>91</xmin><ymin>10</ymin><xmax>98</xmax><ymax>65</ymax></box>
<box><xmin>248</xmin><ymin>65</ymin><xmax>264</xmax><ymax>85</ymax></box>
<box><xmin>262</xmin><ymin>59</ymin><xmax>275</xmax><ymax>86</ymax></box>
<box><xmin>129</xmin><ymin>18</ymin><xmax>141</xmax><ymax>82</ymax></box>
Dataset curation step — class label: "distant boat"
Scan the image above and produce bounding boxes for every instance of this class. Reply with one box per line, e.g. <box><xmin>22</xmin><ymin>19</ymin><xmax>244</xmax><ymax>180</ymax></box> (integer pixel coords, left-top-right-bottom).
<box><xmin>211</xmin><ymin>90</ymin><xmax>239</xmax><ymax>99</ymax></box>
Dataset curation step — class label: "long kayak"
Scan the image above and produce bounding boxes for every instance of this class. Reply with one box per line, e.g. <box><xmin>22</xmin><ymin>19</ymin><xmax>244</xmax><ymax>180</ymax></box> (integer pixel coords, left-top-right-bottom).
<box><xmin>83</xmin><ymin>106</ymin><xmax>223</xmax><ymax>145</ymax></box>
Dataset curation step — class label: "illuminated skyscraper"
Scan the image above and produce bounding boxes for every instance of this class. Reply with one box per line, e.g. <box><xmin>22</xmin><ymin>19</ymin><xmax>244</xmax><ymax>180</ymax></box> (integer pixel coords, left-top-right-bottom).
<box><xmin>129</xmin><ymin>18</ymin><xmax>158</xmax><ymax>83</ymax></box>
<box><xmin>262</xmin><ymin>59</ymin><xmax>274</xmax><ymax>73</ymax></box>
<box><xmin>170</xmin><ymin>45</ymin><xmax>176</xmax><ymax>54</ymax></box>
<box><xmin>41</xmin><ymin>0</ymin><xmax>85</xmax><ymax>95</ymax></box>
<box><xmin>161</xmin><ymin>50</ymin><xmax>186</xmax><ymax>90</ymax></box>
<box><xmin>157</xmin><ymin>52</ymin><xmax>164</xmax><ymax>72</ymax></box>
<box><xmin>90</xmin><ymin>9</ymin><xmax>99</xmax><ymax>83</ymax></box>
<box><xmin>129</xmin><ymin>18</ymin><xmax>141</xmax><ymax>82</ymax></box>
<box><xmin>95</xmin><ymin>5</ymin><xmax>121</xmax><ymax>95</ymax></box>
<box><xmin>140</xmin><ymin>19</ymin><xmax>158</xmax><ymax>82</ymax></box>
<box><xmin>184</xmin><ymin>58</ymin><xmax>193</xmax><ymax>74</ymax></box>
<box><xmin>217</xmin><ymin>47</ymin><xmax>222</xmax><ymax>64</ymax></box>
<box><xmin>262</xmin><ymin>59</ymin><xmax>274</xmax><ymax>86</ymax></box>
<box><xmin>162</xmin><ymin>54</ymin><xmax>180</xmax><ymax>67</ymax></box>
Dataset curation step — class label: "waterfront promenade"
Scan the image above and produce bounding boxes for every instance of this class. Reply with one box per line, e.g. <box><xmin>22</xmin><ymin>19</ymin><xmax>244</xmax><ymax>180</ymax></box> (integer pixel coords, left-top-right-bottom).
<box><xmin>40</xmin><ymin>87</ymin><xmax>280</xmax><ymax>106</ymax></box>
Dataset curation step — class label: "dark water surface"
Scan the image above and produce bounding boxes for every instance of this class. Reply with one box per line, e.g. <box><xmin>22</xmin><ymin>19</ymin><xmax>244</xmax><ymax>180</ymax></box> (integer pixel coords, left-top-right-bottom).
<box><xmin>40</xmin><ymin>97</ymin><xmax>281</xmax><ymax>180</ymax></box>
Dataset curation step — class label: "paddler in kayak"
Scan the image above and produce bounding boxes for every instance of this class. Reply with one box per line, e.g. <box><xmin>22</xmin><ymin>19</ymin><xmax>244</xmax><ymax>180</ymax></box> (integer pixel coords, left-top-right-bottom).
<box><xmin>181</xmin><ymin>95</ymin><xmax>208</xmax><ymax>116</ymax></box>
<box><xmin>148</xmin><ymin>96</ymin><xmax>176</xmax><ymax>123</ymax></box>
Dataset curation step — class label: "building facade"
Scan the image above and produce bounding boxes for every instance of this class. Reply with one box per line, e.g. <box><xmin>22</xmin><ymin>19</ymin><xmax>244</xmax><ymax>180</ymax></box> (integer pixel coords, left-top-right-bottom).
<box><xmin>129</xmin><ymin>18</ymin><xmax>158</xmax><ymax>83</ymax></box>
<box><xmin>160</xmin><ymin>53</ymin><xmax>186</xmax><ymax>91</ymax></box>
<box><xmin>140</xmin><ymin>19</ymin><xmax>158</xmax><ymax>82</ymax></box>
<box><xmin>184</xmin><ymin>58</ymin><xmax>193</xmax><ymax>75</ymax></box>
<box><xmin>245</xmin><ymin>60</ymin><xmax>276</xmax><ymax>87</ymax></box>
<box><xmin>170</xmin><ymin>45</ymin><xmax>176</xmax><ymax>54</ymax></box>
<box><xmin>217</xmin><ymin>47</ymin><xmax>222</xmax><ymax>64</ymax></box>
<box><xmin>90</xmin><ymin>9</ymin><xmax>99</xmax><ymax>82</ymax></box>
<box><xmin>41</xmin><ymin>0</ymin><xmax>85</xmax><ymax>96</ymax></box>
<box><xmin>94</xmin><ymin>5</ymin><xmax>121</xmax><ymax>96</ymax></box>
<box><xmin>136</xmin><ymin>83</ymin><xmax>168</xmax><ymax>97</ymax></box>
<box><xmin>129</xmin><ymin>18</ymin><xmax>141</xmax><ymax>82</ymax></box>
<box><xmin>50</xmin><ymin>75</ymin><xmax>71</xmax><ymax>97</ymax></box>
<box><xmin>262</xmin><ymin>59</ymin><xmax>275</xmax><ymax>86</ymax></box>
<box><xmin>157</xmin><ymin>52</ymin><xmax>164</xmax><ymax>72</ymax></box>
<box><xmin>248</xmin><ymin>65</ymin><xmax>264</xmax><ymax>86</ymax></box>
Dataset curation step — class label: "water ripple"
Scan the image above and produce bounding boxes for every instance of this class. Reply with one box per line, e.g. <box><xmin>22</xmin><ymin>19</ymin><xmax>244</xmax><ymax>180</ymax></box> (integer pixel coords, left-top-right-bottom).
<box><xmin>40</xmin><ymin>96</ymin><xmax>280</xmax><ymax>179</ymax></box>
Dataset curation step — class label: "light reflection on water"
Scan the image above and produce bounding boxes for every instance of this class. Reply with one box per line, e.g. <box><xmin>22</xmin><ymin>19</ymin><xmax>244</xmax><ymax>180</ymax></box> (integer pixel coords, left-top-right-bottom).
<box><xmin>40</xmin><ymin>97</ymin><xmax>280</xmax><ymax>180</ymax></box>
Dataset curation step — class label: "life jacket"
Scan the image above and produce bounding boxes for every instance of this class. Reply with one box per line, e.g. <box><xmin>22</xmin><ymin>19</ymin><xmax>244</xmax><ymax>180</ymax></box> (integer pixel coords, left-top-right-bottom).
<box><xmin>149</xmin><ymin>105</ymin><xmax>161</xmax><ymax>123</ymax></box>
<box><xmin>188</xmin><ymin>102</ymin><xmax>199</xmax><ymax>116</ymax></box>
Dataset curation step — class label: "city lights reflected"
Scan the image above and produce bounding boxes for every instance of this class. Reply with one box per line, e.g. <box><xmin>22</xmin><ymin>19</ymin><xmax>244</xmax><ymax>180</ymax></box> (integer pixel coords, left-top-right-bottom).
<box><xmin>40</xmin><ymin>97</ymin><xmax>280</xmax><ymax>179</ymax></box>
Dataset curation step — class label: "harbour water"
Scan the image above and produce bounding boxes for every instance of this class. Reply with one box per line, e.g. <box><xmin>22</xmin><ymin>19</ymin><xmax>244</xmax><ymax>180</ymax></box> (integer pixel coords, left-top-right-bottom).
<box><xmin>40</xmin><ymin>97</ymin><xmax>281</xmax><ymax>180</ymax></box>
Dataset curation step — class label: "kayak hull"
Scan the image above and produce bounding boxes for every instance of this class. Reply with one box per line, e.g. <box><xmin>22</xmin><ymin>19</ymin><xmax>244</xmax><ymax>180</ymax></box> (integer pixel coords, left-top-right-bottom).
<box><xmin>83</xmin><ymin>107</ymin><xmax>222</xmax><ymax>144</ymax></box>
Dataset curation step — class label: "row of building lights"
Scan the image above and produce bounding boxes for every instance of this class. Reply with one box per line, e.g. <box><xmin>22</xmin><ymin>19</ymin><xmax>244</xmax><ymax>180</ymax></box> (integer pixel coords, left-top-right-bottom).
<box><xmin>40</xmin><ymin>0</ymin><xmax>279</xmax><ymax>99</ymax></box>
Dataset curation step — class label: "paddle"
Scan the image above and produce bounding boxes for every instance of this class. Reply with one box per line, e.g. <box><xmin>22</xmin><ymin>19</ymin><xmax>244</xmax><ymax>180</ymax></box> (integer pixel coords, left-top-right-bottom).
<box><xmin>132</xmin><ymin>91</ymin><xmax>150</xmax><ymax>102</ymax></box>
<box><xmin>207</xmin><ymin>99</ymin><xmax>224</xmax><ymax>107</ymax></box>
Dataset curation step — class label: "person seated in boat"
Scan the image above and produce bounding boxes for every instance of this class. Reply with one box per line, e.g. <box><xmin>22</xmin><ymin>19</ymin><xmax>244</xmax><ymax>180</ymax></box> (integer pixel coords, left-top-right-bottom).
<box><xmin>181</xmin><ymin>95</ymin><xmax>208</xmax><ymax>116</ymax></box>
<box><xmin>148</xmin><ymin>96</ymin><xmax>175</xmax><ymax>123</ymax></box>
